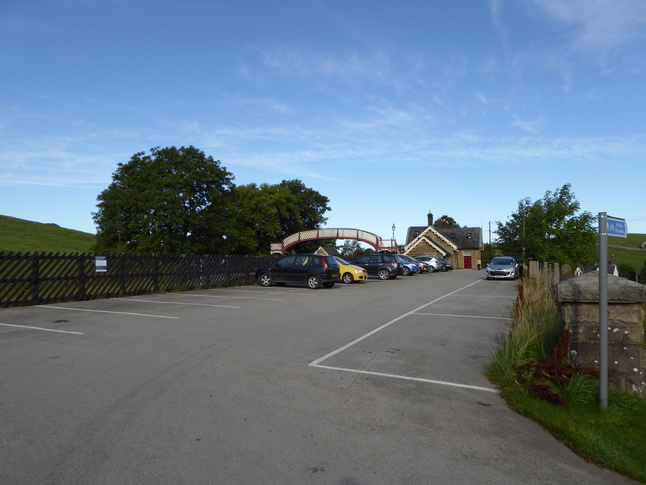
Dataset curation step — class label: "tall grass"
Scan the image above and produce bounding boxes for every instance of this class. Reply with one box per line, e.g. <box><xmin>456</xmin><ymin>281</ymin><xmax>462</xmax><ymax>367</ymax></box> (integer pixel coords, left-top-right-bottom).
<box><xmin>487</xmin><ymin>276</ymin><xmax>646</xmax><ymax>483</ymax></box>
<box><xmin>487</xmin><ymin>277</ymin><xmax>561</xmax><ymax>390</ymax></box>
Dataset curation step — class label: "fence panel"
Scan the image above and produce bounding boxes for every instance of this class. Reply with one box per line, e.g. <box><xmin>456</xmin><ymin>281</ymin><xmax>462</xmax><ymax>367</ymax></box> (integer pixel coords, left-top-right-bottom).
<box><xmin>0</xmin><ymin>252</ymin><xmax>279</xmax><ymax>308</ymax></box>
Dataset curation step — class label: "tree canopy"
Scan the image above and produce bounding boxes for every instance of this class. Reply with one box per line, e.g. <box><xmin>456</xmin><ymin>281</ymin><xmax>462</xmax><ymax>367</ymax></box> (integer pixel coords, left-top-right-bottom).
<box><xmin>495</xmin><ymin>184</ymin><xmax>596</xmax><ymax>266</ymax></box>
<box><xmin>92</xmin><ymin>146</ymin><xmax>330</xmax><ymax>254</ymax></box>
<box><xmin>93</xmin><ymin>146</ymin><xmax>234</xmax><ymax>254</ymax></box>
<box><xmin>434</xmin><ymin>215</ymin><xmax>459</xmax><ymax>228</ymax></box>
<box><xmin>223</xmin><ymin>181</ymin><xmax>330</xmax><ymax>254</ymax></box>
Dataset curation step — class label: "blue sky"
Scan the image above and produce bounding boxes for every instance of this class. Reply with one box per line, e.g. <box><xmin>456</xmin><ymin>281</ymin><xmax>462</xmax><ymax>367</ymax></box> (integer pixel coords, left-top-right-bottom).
<box><xmin>2</xmin><ymin>0</ymin><xmax>646</xmax><ymax>245</ymax></box>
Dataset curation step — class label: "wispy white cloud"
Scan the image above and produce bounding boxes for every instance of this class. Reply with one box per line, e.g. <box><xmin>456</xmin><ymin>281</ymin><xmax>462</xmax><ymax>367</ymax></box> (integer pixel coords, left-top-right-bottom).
<box><xmin>530</xmin><ymin>0</ymin><xmax>646</xmax><ymax>54</ymax></box>
<box><xmin>255</xmin><ymin>46</ymin><xmax>424</xmax><ymax>94</ymax></box>
<box><xmin>511</xmin><ymin>116</ymin><xmax>544</xmax><ymax>134</ymax></box>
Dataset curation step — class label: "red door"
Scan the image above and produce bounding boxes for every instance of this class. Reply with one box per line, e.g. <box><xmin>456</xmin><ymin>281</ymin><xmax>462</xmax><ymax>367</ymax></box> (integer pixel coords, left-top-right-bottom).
<box><xmin>464</xmin><ymin>255</ymin><xmax>472</xmax><ymax>269</ymax></box>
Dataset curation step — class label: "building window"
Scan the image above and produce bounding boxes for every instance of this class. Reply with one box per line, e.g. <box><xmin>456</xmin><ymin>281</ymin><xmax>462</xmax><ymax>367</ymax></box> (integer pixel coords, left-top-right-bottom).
<box><xmin>414</xmin><ymin>231</ymin><xmax>419</xmax><ymax>237</ymax></box>
<box><xmin>466</xmin><ymin>233</ymin><xmax>472</xmax><ymax>239</ymax></box>
<box><xmin>450</xmin><ymin>233</ymin><xmax>456</xmax><ymax>239</ymax></box>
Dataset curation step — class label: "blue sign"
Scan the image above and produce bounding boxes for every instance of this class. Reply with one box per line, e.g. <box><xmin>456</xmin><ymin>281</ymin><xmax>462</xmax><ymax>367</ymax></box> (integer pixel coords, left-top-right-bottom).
<box><xmin>607</xmin><ymin>216</ymin><xmax>627</xmax><ymax>238</ymax></box>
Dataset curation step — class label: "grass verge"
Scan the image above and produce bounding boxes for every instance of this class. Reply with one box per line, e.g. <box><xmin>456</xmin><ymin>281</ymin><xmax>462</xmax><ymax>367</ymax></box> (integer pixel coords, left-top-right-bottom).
<box><xmin>487</xmin><ymin>277</ymin><xmax>646</xmax><ymax>484</ymax></box>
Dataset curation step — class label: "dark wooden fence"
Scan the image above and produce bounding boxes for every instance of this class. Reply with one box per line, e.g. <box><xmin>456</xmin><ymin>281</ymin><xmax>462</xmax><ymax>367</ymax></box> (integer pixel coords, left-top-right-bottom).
<box><xmin>0</xmin><ymin>252</ymin><xmax>279</xmax><ymax>308</ymax></box>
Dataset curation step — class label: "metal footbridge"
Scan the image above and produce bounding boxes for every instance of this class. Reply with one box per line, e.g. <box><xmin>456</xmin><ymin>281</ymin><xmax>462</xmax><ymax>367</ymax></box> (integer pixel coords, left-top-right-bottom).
<box><xmin>270</xmin><ymin>228</ymin><xmax>398</xmax><ymax>254</ymax></box>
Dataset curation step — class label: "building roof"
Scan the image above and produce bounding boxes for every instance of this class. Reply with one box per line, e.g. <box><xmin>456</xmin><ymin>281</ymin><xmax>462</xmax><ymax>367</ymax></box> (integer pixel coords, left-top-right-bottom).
<box><xmin>405</xmin><ymin>226</ymin><xmax>482</xmax><ymax>250</ymax></box>
<box><xmin>314</xmin><ymin>246</ymin><xmax>341</xmax><ymax>256</ymax></box>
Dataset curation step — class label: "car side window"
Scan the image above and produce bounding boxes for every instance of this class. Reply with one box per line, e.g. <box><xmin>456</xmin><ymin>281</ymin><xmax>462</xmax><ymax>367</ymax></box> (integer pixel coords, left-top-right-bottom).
<box><xmin>369</xmin><ymin>255</ymin><xmax>381</xmax><ymax>263</ymax></box>
<box><xmin>294</xmin><ymin>255</ymin><xmax>308</xmax><ymax>266</ymax></box>
<box><xmin>356</xmin><ymin>256</ymin><xmax>368</xmax><ymax>264</ymax></box>
<box><xmin>278</xmin><ymin>255</ymin><xmax>296</xmax><ymax>266</ymax></box>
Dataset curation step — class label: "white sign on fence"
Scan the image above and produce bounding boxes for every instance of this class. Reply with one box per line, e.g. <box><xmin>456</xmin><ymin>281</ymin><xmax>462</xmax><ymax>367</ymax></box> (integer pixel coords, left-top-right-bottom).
<box><xmin>95</xmin><ymin>256</ymin><xmax>107</xmax><ymax>273</ymax></box>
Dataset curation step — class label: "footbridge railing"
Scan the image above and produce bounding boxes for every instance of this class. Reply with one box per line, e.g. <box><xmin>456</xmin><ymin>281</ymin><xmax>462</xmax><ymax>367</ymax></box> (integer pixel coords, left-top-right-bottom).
<box><xmin>270</xmin><ymin>228</ymin><xmax>398</xmax><ymax>254</ymax></box>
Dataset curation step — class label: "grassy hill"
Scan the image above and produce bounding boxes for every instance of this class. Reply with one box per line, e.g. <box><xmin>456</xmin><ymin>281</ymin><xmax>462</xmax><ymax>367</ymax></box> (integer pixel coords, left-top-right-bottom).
<box><xmin>608</xmin><ymin>234</ymin><xmax>646</xmax><ymax>276</ymax></box>
<box><xmin>0</xmin><ymin>215</ymin><xmax>95</xmax><ymax>253</ymax></box>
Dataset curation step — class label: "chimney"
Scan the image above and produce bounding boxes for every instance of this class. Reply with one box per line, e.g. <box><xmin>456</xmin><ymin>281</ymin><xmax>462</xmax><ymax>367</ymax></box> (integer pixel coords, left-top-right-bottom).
<box><xmin>427</xmin><ymin>211</ymin><xmax>433</xmax><ymax>227</ymax></box>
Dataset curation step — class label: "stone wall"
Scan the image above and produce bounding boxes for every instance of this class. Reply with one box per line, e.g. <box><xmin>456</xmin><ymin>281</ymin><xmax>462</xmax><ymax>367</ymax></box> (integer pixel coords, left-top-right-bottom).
<box><xmin>555</xmin><ymin>272</ymin><xmax>646</xmax><ymax>395</ymax></box>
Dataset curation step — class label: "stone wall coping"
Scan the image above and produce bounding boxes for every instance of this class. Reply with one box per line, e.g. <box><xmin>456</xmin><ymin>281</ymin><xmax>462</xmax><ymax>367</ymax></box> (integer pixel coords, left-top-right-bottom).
<box><xmin>555</xmin><ymin>271</ymin><xmax>646</xmax><ymax>303</ymax></box>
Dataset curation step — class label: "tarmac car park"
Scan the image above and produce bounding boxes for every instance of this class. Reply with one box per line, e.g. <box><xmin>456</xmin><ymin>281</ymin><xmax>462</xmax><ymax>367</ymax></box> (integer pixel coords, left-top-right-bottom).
<box><xmin>0</xmin><ymin>268</ymin><xmax>628</xmax><ymax>484</ymax></box>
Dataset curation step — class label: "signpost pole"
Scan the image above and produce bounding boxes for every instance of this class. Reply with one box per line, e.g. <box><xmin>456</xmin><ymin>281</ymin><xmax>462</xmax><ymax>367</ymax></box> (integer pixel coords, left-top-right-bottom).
<box><xmin>598</xmin><ymin>212</ymin><xmax>608</xmax><ymax>410</ymax></box>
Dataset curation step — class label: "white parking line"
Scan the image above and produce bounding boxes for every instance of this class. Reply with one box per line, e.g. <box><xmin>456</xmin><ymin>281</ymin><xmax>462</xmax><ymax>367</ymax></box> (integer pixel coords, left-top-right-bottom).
<box><xmin>310</xmin><ymin>280</ymin><xmax>482</xmax><ymax>367</ymax></box>
<box><xmin>0</xmin><ymin>322</ymin><xmax>84</xmax><ymax>335</ymax></box>
<box><xmin>170</xmin><ymin>293</ymin><xmax>284</xmax><ymax>302</ymax></box>
<box><xmin>309</xmin><ymin>279</ymin><xmax>500</xmax><ymax>393</ymax></box>
<box><xmin>313</xmin><ymin>364</ymin><xmax>498</xmax><ymax>393</ymax></box>
<box><xmin>218</xmin><ymin>289</ymin><xmax>316</xmax><ymax>296</ymax></box>
<box><xmin>117</xmin><ymin>298</ymin><xmax>239</xmax><ymax>309</ymax></box>
<box><xmin>413</xmin><ymin>312</ymin><xmax>512</xmax><ymax>321</ymax></box>
<box><xmin>36</xmin><ymin>305</ymin><xmax>179</xmax><ymax>319</ymax></box>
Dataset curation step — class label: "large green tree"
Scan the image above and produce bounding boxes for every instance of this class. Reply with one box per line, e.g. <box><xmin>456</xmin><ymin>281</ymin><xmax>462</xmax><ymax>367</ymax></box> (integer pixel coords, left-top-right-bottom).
<box><xmin>224</xmin><ymin>180</ymin><xmax>331</xmax><ymax>254</ymax></box>
<box><xmin>274</xmin><ymin>179</ymin><xmax>330</xmax><ymax>239</ymax></box>
<box><xmin>93</xmin><ymin>146</ymin><xmax>234</xmax><ymax>253</ymax></box>
<box><xmin>495</xmin><ymin>184</ymin><xmax>596</xmax><ymax>266</ymax></box>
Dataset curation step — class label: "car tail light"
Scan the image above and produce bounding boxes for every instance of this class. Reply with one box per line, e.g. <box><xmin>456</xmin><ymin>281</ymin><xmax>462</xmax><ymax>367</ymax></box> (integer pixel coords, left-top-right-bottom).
<box><xmin>322</xmin><ymin>258</ymin><xmax>328</xmax><ymax>270</ymax></box>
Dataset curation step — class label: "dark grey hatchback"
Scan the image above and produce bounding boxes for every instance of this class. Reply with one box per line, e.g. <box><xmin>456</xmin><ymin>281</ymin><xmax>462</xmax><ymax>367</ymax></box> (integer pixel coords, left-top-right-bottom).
<box><xmin>256</xmin><ymin>254</ymin><xmax>340</xmax><ymax>289</ymax></box>
<box><xmin>352</xmin><ymin>253</ymin><xmax>403</xmax><ymax>280</ymax></box>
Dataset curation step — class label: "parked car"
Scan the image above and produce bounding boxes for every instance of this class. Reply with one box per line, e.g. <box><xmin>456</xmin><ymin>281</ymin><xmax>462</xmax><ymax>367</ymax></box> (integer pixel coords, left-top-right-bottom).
<box><xmin>352</xmin><ymin>253</ymin><xmax>403</xmax><ymax>280</ymax></box>
<box><xmin>412</xmin><ymin>258</ymin><xmax>432</xmax><ymax>273</ymax></box>
<box><xmin>485</xmin><ymin>256</ymin><xmax>519</xmax><ymax>280</ymax></box>
<box><xmin>437</xmin><ymin>258</ymin><xmax>453</xmax><ymax>270</ymax></box>
<box><xmin>395</xmin><ymin>254</ymin><xmax>422</xmax><ymax>275</ymax></box>
<box><xmin>414</xmin><ymin>256</ymin><xmax>441</xmax><ymax>272</ymax></box>
<box><xmin>256</xmin><ymin>254</ymin><xmax>340</xmax><ymax>289</ymax></box>
<box><xmin>334</xmin><ymin>256</ymin><xmax>368</xmax><ymax>284</ymax></box>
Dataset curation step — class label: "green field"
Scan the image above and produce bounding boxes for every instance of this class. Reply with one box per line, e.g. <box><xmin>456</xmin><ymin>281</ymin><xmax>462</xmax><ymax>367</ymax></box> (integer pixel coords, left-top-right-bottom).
<box><xmin>607</xmin><ymin>234</ymin><xmax>646</xmax><ymax>277</ymax></box>
<box><xmin>0</xmin><ymin>215</ymin><xmax>95</xmax><ymax>253</ymax></box>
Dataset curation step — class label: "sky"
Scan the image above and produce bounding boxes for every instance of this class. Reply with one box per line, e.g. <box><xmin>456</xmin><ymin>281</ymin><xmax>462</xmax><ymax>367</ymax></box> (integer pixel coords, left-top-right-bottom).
<box><xmin>1</xmin><ymin>0</ymin><xmax>646</xmax><ymax>246</ymax></box>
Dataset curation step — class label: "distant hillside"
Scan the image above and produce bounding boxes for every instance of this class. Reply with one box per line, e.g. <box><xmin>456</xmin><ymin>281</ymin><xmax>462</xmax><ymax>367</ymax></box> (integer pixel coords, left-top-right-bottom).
<box><xmin>607</xmin><ymin>233</ymin><xmax>646</xmax><ymax>274</ymax></box>
<box><xmin>0</xmin><ymin>215</ymin><xmax>95</xmax><ymax>253</ymax></box>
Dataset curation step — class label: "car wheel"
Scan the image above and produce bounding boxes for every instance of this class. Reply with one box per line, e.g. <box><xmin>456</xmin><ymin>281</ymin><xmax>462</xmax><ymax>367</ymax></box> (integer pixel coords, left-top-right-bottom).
<box><xmin>402</xmin><ymin>267</ymin><xmax>411</xmax><ymax>276</ymax></box>
<box><xmin>342</xmin><ymin>273</ymin><xmax>354</xmax><ymax>284</ymax></box>
<box><xmin>429</xmin><ymin>266</ymin><xmax>435</xmax><ymax>272</ymax></box>
<box><xmin>257</xmin><ymin>273</ymin><xmax>272</xmax><ymax>287</ymax></box>
<box><xmin>377</xmin><ymin>269</ymin><xmax>390</xmax><ymax>280</ymax></box>
<box><xmin>306</xmin><ymin>275</ymin><xmax>322</xmax><ymax>289</ymax></box>
<box><xmin>323</xmin><ymin>282</ymin><xmax>335</xmax><ymax>288</ymax></box>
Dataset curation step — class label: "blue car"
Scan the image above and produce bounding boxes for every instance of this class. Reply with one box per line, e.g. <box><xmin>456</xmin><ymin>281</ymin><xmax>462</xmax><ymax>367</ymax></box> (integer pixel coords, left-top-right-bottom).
<box><xmin>437</xmin><ymin>258</ymin><xmax>453</xmax><ymax>270</ymax></box>
<box><xmin>395</xmin><ymin>255</ymin><xmax>421</xmax><ymax>276</ymax></box>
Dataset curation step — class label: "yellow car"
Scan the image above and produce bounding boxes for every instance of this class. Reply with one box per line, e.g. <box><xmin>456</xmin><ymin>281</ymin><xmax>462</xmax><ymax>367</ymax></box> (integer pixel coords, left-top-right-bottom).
<box><xmin>334</xmin><ymin>256</ymin><xmax>368</xmax><ymax>284</ymax></box>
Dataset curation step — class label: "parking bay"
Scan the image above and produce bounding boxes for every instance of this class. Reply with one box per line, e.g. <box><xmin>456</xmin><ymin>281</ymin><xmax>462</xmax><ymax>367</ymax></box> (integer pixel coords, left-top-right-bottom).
<box><xmin>0</xmin><ymin>270</ymin><xmax>632</xmax><ymax>484</ymax></box>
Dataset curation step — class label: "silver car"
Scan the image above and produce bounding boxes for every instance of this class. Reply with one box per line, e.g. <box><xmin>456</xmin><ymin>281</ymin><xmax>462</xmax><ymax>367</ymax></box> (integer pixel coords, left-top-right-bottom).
<box><xmin>414</xmin><ymin>256</ymin><xmax>441</xmax><ymax>272</ymax></box>
<box><xmin>486</xmin><ymin>256</ymin><xmax>519</xmax><ymax>280</ymax></box>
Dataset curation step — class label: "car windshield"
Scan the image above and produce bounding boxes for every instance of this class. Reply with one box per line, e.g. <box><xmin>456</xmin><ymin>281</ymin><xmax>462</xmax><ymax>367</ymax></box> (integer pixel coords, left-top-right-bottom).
<box><xmin>491</xmin><ymin>257</ymin><xmax>514</xmax><ymax>265</ymax></box>
<box><xmin>335</xmin><ymin>257</ymin><xmax>350</xmax><ymax>265</ymax></box>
